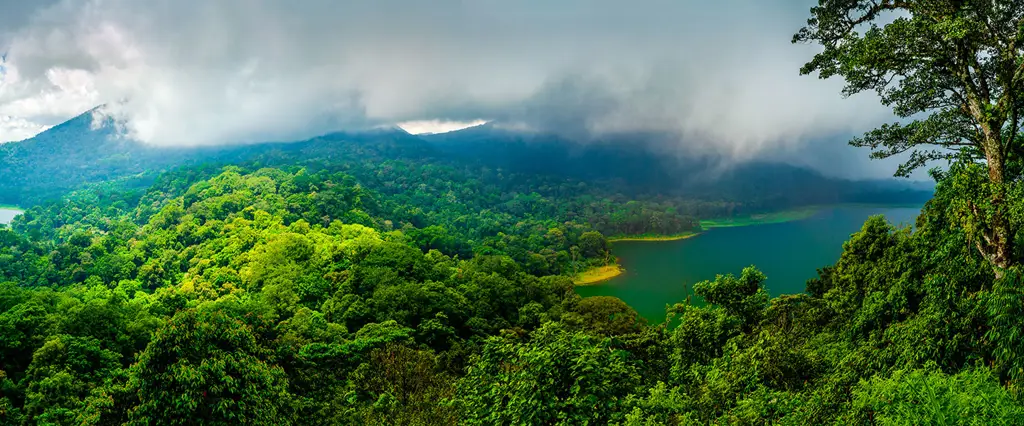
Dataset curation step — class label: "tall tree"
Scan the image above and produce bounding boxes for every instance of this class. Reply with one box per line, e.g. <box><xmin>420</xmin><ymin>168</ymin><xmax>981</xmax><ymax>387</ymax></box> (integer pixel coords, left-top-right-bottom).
<box><xmin>794</xmin><ymin>0</ymin><xmax>1024</xmax><ymax>274</ymax></box>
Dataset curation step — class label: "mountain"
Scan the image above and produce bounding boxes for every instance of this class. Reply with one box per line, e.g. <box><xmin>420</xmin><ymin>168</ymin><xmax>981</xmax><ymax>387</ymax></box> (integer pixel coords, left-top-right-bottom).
<box><xmin>0</xmin><ymin>108</ymin><xmax>932</xmax><ymax>209</ymax></box>
<box><xmin>0</xmin><ymin>110</ymin><xmax>431</xmax><ymax>205</ymax></box>
<box><xmin>420</xmin><ymin>124</ymin><xmax>933</xmax><ymax>207</ymax></box>
<box><xmin>420</xmin><ymin>124</ymin><xmax>688</xmax><ymax>187</ymax></box>
<box><xmin>0</xmin><ymin>108</ymin><xmax>179</xmax><ymax>204</ymax></box>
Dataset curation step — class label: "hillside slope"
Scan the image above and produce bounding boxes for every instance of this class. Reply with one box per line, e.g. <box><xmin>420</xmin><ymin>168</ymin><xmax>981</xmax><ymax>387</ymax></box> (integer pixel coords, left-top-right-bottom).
<box><xmin>0</xmin><ymin>109</ymin><xmax>931</xmax><ymax>210</ymax></box>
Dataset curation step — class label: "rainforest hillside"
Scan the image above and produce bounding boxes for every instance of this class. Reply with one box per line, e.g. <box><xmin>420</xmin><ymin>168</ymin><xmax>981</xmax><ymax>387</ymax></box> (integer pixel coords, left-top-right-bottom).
<box><xmin>2</xmin><ymin>0</ymin><xmax>1024</xmax><ymax>423</ymax></box>
<box><xmin>0</xmin><ymin>147</ymin><xmax>1021</xmax><ymax>424</ymax></box>
<box><xmin>0</xmin><ymin>108</ymin><xmax>932</xmax><ymax>210</ymax></box>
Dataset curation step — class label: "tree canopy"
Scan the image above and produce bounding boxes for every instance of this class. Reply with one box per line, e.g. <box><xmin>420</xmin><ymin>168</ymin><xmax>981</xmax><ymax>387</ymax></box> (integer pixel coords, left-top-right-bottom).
<box><xmin>0</xmin><ymin>152</ymin><xmax>1020</xmax><ymax>423</ymax></box>
<box><xmin>0</xmin><ymin>4</ymin><xmax>1018</xmax><ymax>421</ymax></box>
<box><xmin>795</xmin><ymin>0</ymin><xmax>1024</xmax><ymax>273</ymax></box>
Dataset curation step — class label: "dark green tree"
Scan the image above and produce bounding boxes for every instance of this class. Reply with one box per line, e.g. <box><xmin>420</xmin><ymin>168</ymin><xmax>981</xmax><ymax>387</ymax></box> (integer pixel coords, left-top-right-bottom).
<box><xmin>795</xmin><ymin>0</ymin><xmax>1024</xmax><ymax>274</ymax></box>
<box><xmin>125</xmin><ymin>309</ymin><xmax>291</xmax><ymax>425</ymax></box>
<box><xmin>22</xmin><ymin>335</ymin><xmax>121</xmax><ymax>424</ymax></box>
<box><xmin>577</xmin><ymin>231</ymin><xmax>609</xmax><ymax>259</ymax></box>
<box><xmin>692</xmin><ymin>266</ymin><xmax>769</xmax><ymax>331</ymax></box>
<box><xmin>561</xmin><ymin>296</ymin><xmax>646</xmax><ymax>337</ymax></box>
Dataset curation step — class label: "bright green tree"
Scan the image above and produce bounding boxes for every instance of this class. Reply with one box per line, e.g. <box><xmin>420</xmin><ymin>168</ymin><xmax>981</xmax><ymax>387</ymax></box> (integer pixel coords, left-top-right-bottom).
<box><xmin>693</xmin><ymin>266</ymin><xmax>769</xmax><ymax>330</ymax></box>
<box><xmin>852</xmin><ymin>366</ymin><xmax>1024</xmax><ymax>425</ymax></box>
<box><xmin>457</xmin><ymin>323</ymin><xmax>643</xmax><ymax>425</ymax></box>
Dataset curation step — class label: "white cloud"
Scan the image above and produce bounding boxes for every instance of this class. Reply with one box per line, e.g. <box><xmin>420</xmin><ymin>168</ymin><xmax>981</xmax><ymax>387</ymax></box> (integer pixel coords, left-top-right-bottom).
<box><xmin>0</xmin><ymin>0</ymin><xmax>905</xmax><ymax>176</ymax></box>
<box><xmin>0</xmin><ymin>115</ymin><xmax>51</xmax><ymax>143</ymax></box>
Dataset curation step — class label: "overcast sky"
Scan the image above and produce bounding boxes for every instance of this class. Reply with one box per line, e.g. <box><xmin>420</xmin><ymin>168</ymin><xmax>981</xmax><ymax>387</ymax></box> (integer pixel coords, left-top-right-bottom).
<box><xmin>0</xmin><ymin>0</ymin><xmax>925</xmax><ymax>179</ymax></box>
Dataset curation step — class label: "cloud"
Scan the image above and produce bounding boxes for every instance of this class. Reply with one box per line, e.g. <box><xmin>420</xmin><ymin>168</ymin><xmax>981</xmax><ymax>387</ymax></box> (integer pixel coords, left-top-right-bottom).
<box><xmin>0</xmin><ymin>115</ymin><xmax>52</xmax><ymax>143</ymax></box>
<box><xmin>0</xmin><ymin>0</ymin><xmax>908</xmax><ymax>177</ymax></box>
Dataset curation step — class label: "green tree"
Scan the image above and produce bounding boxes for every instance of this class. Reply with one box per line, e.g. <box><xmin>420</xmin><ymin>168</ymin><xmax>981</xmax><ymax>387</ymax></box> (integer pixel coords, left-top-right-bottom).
<box><xmin>345</xmin><ymin>343</ymin><xmax>458</xmax><ymax>425</ymax></box>
<box><xmin>795</xmin><ymin>0</ymin><xmax>1024</xmax><ymax>274</ymax></box>
<box><xmin>562</xmin><ymin>296</ymin><xmax>646</xmax><ymax>337</ymax></box>
<box><xmin>22</xmin><ymin>335</ymin><xmax>121</xmax><ymax>424</ymax></box>
<box><xmin>126</xmin><ymin>309</ymin><xmax>291</xmax><ymax>425</ymax></box>
<box><xmin>578</xmin><ymin>231</ymin><xmax>609</xmax><ymax>259</ymax></box>
<box><xmin>692</xmin><ymin>266</ymin><xmax>769</xmax><ymax>331</ymax></box>
<box><xmin>852</xmin><ymin>366</ymin><xmax>1024</xmax><ymax>425</ymax></box>
<box><xmin>457</xmin><ymin>323</ymin><xmax>643</xmax><ymax>425</ymax></box>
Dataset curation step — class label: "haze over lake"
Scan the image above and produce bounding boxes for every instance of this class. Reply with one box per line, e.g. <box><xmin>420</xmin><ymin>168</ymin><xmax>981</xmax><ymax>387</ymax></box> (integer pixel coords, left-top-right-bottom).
<box><xmin>0</xmin><ymin>208</ymin><xmax>22</xmax><ymax>224</ymax></box>
<box><xmin>576</xmin><ymin>205</ymin><xmax>922</xmax><ymax>321</ymax></box>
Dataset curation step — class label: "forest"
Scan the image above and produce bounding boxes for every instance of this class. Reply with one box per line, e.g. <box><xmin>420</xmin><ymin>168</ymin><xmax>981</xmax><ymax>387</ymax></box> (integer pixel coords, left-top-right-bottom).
<box><xmin>2</xmin><ymin>0</ymin><xmax>1024</xmax><ymax>424</ymax></box>
<box><xmin>1</xmin><ymin>152</ymin><xmax>1022</xmax><ymax>424</ymax></box>
<box><xmin>0</xmin><ymin>106</ymin><xmax>931</xmax><ymax>211</ymax></box>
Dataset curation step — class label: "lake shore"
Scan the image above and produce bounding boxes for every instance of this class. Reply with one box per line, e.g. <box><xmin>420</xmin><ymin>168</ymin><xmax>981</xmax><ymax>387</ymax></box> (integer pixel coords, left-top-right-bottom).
<box><xmin>577</xmin><ymin>204</ymin><xmax>925</xmax><ymax>321</ymax></box>
<box><xmin>0</xmin><ymin>207</ymin><xmax>24</xmax><ymax>225</ymax></box>
<box><xmin>581</xmin><ymin>203</ymin><xmax>918</xmax><ymax>288</ymax></box>
<box><xmin>574</xmin><ymin>264</ymin><xmax>624</xmax><ymax>285</ymax></box>
<box><xmin>609</xmin><ymin>232</ymin><xmax>701</xmax><ymax>243</ymax></box>
<box><xmin>606</xmin><ymin>208</ymin><xmax>820</xmax><ymax>245</ymax></box>
<box><xmin>699</xmin><ymin>203</ymin><xmax>923</xmax><ymax>229</ymax></box>
<box><xmin>700</xmin><ymin>207</ymin><xmax>820</xmax><ymax>229</ymax></box>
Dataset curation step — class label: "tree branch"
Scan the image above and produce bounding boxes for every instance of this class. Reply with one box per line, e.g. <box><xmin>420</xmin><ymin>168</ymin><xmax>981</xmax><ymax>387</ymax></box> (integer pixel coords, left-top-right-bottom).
<box><xmin>841</xmin><ymin>0</ymin><xmax>914</xmax><ymax>34</ymax></box>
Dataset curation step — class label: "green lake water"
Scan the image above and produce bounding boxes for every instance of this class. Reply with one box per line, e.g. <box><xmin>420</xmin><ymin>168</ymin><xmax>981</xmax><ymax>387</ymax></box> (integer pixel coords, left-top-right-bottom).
<box><xmin>576</xmin><ymin>205</ymin><xmax>922</xmax><ymax>322</ymax></box>
<box><xmin>0</xmin><ymin>209</ymin><xmax>22</xmax><ymax>225</ymax></box>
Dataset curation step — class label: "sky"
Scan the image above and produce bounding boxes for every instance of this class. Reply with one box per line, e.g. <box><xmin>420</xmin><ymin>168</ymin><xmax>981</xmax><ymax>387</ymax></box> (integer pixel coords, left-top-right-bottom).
<box><xmin>0</xmin><ymin>0</ymin><xmax>922</xmax><ymax>179</ymax></box>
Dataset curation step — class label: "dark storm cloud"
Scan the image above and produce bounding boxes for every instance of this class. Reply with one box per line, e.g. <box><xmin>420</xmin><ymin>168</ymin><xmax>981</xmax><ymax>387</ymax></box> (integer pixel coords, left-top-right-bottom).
<box><xmin>0</xmin><ymin>0</ymin><xmax>60</xmax><ymax>39</ymax></box>
<box><xmin>0</xmin><ymin>0</ymin><xmax>915</xmax><ymax>178</ymax></box>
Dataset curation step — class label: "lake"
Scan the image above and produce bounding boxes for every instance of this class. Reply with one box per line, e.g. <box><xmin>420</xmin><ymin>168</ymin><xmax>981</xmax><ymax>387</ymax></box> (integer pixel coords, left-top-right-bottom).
<box><xmin>576</xmin><ymin>205</ymin><xmax>922</xmax><ymax>321</ymax></box>
<box><xmin>0</xmin><ymin>208</ymin><xmax>23</xmax><ymax>225</ymax></box>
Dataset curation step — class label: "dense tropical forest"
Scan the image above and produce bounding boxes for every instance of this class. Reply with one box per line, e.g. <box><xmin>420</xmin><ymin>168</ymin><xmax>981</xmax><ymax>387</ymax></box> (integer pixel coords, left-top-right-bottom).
<box><xmin>2</xmin><ymin>1</ymin><xmax>1024</xmax><ymax>425</ymax></box>
<box><xmin>3</xmin><ymin>148</ymin><xmax>1022</xmax><ymax>425</ymax></box>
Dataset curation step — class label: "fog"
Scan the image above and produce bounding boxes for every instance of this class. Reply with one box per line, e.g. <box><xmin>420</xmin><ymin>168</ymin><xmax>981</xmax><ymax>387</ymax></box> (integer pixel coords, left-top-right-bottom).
<box><xmin>0</xmin><ymin>0</ymin><xmax>919</xmax><ymax>178</ymax></box>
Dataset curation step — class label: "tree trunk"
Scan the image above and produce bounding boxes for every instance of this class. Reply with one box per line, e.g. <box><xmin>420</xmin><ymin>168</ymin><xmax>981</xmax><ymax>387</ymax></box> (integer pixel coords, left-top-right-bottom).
<box><xmin>985</xmin><ymin>140</ymin><xmax>1015</xmax><ymax>278</ymax></box>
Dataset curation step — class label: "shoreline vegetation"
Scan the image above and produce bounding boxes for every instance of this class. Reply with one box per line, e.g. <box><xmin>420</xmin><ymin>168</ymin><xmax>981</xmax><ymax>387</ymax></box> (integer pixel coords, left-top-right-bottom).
<box><xmin>0</xmin><ymin>204</ymin><xmax>24</xmax><ymax>211</ymax></box>
<box><xmin>576</xmin><ymin>203</ymin><xmax>921</xmax><ymax>287</ymax></box>
<box><xmin>606</xmin><ymin>207</ymin><xmax>824</xmax><ymax>247</ymax></box>
<box><xmin>700</xmin><ymin>207</ymin><xmax>821</xmax><ymax>229</ymax></box>
<box><xmin>608</xmin><ymin>231</ymin><xmax>701</xmax><ymax>242</ymax></box>
<box><xmin>573</xmin><ymin>264</ymin><xmax>624</xmax><ymax>286</ymax></box>
<box><xmin>698</xmin><ymin>203</ymin><xmax>922</xmax><ymax>229</ymax></box>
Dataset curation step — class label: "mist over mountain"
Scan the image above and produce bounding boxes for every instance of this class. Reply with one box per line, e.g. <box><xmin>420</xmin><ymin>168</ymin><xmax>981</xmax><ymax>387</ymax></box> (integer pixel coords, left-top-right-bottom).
<box><xmin>0</xmin><ymin>107</ymin><xmax>931</xmax><ymax>209</ymax></box>
<box><xmin>422</xmin><ymin>123</ymin><xmax>932</xmax><ymax>204</ymax></box>
<box><xmin>0</xmin><ymin>0</ymin><xmax>928</xmax><ymax>181</ymax></box>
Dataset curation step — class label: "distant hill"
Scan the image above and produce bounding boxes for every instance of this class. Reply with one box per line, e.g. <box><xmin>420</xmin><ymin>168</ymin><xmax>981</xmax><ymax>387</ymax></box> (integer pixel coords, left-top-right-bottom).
<box><xmin>420</xmin><ymin>124</ymin><xmax>688</xmax><ymax>187</ymax></box>
<box><xmin>0</xmin><ymin>108</ymin><xmax>932</xmax><ymax>209</ymax></box>
<box><xmin>0</xmin><ymin>109</ymin><xmax>433</xmax><ymax>205</ymax></box>
<box><xmin>420</xmin><ymin>124</ymin><xmax>934</xmax><ymax>208</ymax></box>
<box><xmin>0</xmin><ymin>108</ymin><xmax>216</xmax><ymax>204</ymax></box>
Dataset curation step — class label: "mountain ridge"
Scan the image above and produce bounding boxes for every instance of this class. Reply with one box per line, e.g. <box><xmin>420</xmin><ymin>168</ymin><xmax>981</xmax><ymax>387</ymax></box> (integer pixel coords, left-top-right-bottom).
<box><xmin>0</xmin><ymin>108</ymin><xmax>932</xmax><ymax>209</ymax></box>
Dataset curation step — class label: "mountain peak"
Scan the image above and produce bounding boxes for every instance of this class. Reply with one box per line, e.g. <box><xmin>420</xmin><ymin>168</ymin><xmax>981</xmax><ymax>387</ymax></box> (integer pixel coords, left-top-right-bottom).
<box><xmin>367</xmin><ymin>124</ymin><xmax>412</xmax><ymax>135</ymax></box>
